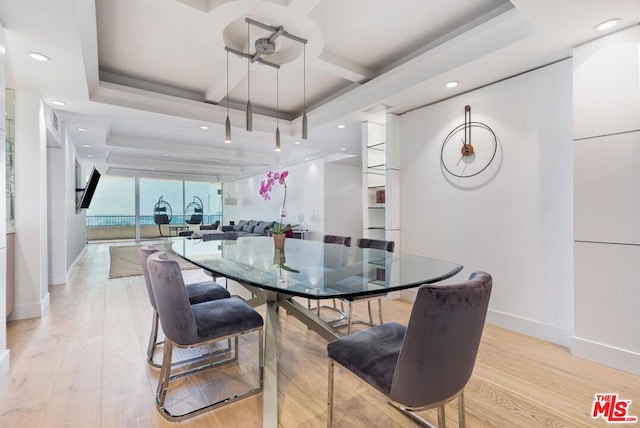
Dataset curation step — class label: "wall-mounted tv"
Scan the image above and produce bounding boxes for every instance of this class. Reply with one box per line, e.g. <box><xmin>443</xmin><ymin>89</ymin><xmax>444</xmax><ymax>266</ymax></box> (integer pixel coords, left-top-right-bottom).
<box><xmin>77</xmin><ymin>167</ymin><xmax>101</xmax><ymax>210</ymax></box>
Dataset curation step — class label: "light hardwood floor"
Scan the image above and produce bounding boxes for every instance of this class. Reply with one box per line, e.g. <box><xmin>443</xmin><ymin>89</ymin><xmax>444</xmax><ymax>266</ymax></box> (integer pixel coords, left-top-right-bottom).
<box><xmin>1</xmin><ymin>242</ymin><xmax>638</xmax><ymax>427</ymax></box>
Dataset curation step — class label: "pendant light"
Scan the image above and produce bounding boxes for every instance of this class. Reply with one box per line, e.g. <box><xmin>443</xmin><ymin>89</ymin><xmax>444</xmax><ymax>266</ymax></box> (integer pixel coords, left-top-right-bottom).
<box><xmin>245</xmin><ymin>22</ymin><xmax>253</xmax><ymax>132</ymax></box>
<box><xmin>302</xmin><ymin>43</ymin><xmax>308</xmax><ymax>140</ymax></box>
<box><xmin>224</xmin><ymin>18</ymin><xmax>309</xmax><ymax>145</ymax></box>
<box><xmin>275</xmin><ymin>68</ymin><xmax>281</xmax><ymax>152</ymax></box>
<box><xmin>224</xmin><ymin>50</ymin><xmax>231</xmax><ymax>143</ymax></box>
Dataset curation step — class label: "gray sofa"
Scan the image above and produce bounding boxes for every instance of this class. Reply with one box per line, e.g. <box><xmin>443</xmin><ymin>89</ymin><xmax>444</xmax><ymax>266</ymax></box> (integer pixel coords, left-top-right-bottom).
<box><xmin>220</xmin><ymin>220</ymin><xmax>287</xmax><ymax>238</ymax></box>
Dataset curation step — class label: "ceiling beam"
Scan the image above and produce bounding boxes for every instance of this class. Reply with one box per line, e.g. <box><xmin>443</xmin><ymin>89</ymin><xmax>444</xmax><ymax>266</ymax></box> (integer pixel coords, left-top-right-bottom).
<box><xmin>315</xmin><ymin>50</ymin><xmax>375</xmax><ymax>83</ymax></box>
<box><xmin>106</xmin><ymin>153</ymin><xmax>243</xmax><ymax>175</ymax></box>
<box><xmin>107</xmin><ymin>133</ymin><xmax>278</xmax><ymax>165</ymax></box>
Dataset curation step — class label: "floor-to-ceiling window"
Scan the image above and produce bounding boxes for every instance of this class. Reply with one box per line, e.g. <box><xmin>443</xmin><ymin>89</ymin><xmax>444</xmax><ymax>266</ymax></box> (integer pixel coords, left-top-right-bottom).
<box><xmin>86</xmin><ymin>176</ymin><xmax>221</xmax><ymax>241</ymax></box>
<box><xmin>86</xmin><ymin>175</ymin><xmax>136</xmax><ymax>240</ymax></box>
<box><xmin>184</xmin><ymin>181</ymin><xmax>222</xmax><ymax>228</ymax></box>
<box><xmin>140</xmin><ymin>178</ymin><xmax>184</xmax><ymax>238</ymax></box>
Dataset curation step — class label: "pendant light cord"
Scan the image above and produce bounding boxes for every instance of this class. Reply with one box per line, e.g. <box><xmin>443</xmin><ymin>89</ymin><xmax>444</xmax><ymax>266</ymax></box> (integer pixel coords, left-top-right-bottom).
<box><xmin>303</xmin><ymin>43</ymin><xmax>306</xmax><ymax>114</ymax></box>
<box><xmin>226</xmin><ymin>51</ymin><xmax>229</xmax><ymax>114</ymax></box>
<box><xmin>276</xmin><ymin>68</ymin><xmax>279</xmax><ymax>126</ymax></box>
<box><xmin>247</xmin><ymin>23</ymin><xmax>250</xmax><ymax>101</ymax></box>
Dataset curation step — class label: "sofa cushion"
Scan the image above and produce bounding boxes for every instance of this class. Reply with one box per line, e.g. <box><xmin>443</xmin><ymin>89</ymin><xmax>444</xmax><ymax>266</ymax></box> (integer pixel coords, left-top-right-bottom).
<box><xmin>242</xmin><ymin>220</ymin><xmax>258</xmax><ymax>233</ymax></box>
<box><xmin>233</xmin><ymin>220</ymin><xmax>246</xmax><ymax>232</ymax></box>
<box><xmin>254</xmin><ymin>221</ymin><xmax>274</xmax><ymax>235</ymax></box>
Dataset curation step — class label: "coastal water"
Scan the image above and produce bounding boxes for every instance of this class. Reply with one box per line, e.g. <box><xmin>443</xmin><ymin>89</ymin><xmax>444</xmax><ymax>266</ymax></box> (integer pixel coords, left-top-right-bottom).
<box><xmin>86</xmin><ymin>215</ymin><xmax>221</xmax><ymax>227</ymax></box>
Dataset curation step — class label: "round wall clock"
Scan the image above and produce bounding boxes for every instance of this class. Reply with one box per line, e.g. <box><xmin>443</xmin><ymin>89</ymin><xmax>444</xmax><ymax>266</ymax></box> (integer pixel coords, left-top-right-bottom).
<box><xmin>440</xmin><ymin>105</ymin><xmax>498</xmax><ymax>178</ymax></box>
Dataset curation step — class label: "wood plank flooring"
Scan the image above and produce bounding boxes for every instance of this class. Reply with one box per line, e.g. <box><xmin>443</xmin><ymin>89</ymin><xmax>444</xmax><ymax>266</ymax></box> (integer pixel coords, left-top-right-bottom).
<box><xmin>1</xmin><ymin>242</ymin><xmax>638</xmax><ymax>427</ymax></box>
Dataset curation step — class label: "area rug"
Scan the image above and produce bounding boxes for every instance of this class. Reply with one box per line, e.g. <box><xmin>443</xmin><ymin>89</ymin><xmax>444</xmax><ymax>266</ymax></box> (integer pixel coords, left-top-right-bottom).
<box><xmin>108</xmin><ymin>242</ymin><xmax>198</xmax><ymax>279</ymax></box>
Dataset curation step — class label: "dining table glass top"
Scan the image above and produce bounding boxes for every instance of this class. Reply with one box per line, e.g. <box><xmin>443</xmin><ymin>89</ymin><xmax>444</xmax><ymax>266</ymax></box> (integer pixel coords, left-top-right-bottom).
<box><xmin>172</xmin><ymin>236</ymin><xmax>463</xmax><ymax>299</ymax></box>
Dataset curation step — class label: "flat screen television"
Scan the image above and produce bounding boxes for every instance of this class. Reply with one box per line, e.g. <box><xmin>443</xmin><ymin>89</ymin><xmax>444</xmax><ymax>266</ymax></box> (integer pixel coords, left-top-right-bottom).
<box><xmin>77</xmin><ymin>167</ymin><xmax>101</xmax><ymax>210</ymax></box>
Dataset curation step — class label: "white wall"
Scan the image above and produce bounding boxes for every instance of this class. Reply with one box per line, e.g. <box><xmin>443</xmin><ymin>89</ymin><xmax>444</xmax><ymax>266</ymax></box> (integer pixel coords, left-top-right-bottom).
<box><xmin>399</xmin><ymin>59</ymin><xmax>574</xmax><ymax>346</ymax></box>
<box><xmin>64</xmin><ymin>130</ymin><xmax>87</xmax><ymax>273</ymax></box>
<box><xmin>47</xmin><ymin>120</ymin><xmax>87</xmax><ymax>284</ymax></box>
<box><xmin>0</xmin><ymin>21</ymin><xmax>9</xmax><ymax>373</ymax></box>
<box><xmin>324</xmin><ymin>163</ymin><xmax>362</xmax><ymax>241</ymax></box>
<box><xmin>572</xmin><ymin>26</ymin><xmax>640</xmax><ymax>375</ymax></box>
<box><xmin>223</xmin><ymin>159</ymin><xmax>326</xmax><ymax>240</ymax></box>
<box><xmin>47</xmin><ymin>133</ymin><xmax>67</xmax><ymax>285</ymax></box>
<box><xmin>10</xmin><ymin>91</ymin><xmax>49</xmax><ymax>320</ymax></box>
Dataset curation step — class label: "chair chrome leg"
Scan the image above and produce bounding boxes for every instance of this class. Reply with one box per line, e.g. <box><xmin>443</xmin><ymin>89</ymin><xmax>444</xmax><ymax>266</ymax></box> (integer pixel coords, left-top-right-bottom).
<box><xmin>437</xmin><ymin>405</ymin><xmax>446</xmax><ymax>428</ymax></box>
<box><xmin>458</xmin><ymin>391</ymin><xmax>465</xmax><ymax>428</ymax></box>
<box><xmin>147</xmin><ymin>310</ymin><xmax>160</xmax><ymax>367</ymax></box>
<box><xmin>156</xmin><ymin>339</ymin><xmax>173</xmax><ymax>409</ymax></box>
<box><xmin>377</xmin><ymin>298</ymin><xmax>383</xmax><ymax>324</ymax></box>
<box><xmin>155</xmin><ymin>330</ymin><xmax>264</xmax><ymax>422</ymax></box>
<box><xmin>234</xmin><ymin>336</ymin><xmax>239</xmax><ymax>359</ymax></box>
<box><xmin>259</xmin><ymin>328</ymin><xmax>265</xmax><ymax>388</ymax></box>
<box><xmin>347</xmin><ymin>301</ymin><xmax>353</xmax><ymax>335</ymax></box>
<box><xmin>367</xmin><ymin>300</ymin><xmax>374</xmax><ymax>325</ymax></box>
<box><xmin>327</xmin><ymin>359</ymin><xmax>335</xmax><ymax>428</ymax></box>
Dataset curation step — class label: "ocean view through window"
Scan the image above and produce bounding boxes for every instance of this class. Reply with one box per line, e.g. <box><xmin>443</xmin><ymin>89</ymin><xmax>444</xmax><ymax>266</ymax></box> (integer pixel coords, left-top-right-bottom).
<box><xmin>86</xmin><ymin>175</ymin><xmax>221</xmax><ymax>240</ymax></box>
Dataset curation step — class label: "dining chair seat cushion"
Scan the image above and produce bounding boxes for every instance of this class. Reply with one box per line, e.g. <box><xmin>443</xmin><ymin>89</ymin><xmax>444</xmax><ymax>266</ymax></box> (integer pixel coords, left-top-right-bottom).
<box><xmin>188</xmin><ymin>298</ymin><xmax>264</xmax><ymax>345</ymax></box>
<box><xmin>186</xmin><ymin>281</ymin><xmax>230</xmax><ymax>304</ymax></box>
<box><xmin>327</xmin><ymin>322</ymin><xmax>406</xmax><ymax>395</ymax></box>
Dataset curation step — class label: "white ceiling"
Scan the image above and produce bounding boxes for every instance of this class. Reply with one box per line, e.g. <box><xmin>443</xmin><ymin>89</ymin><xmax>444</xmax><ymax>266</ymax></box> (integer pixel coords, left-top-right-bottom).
<box><xmin>1</xmin><ymin>0</ymin><xmax>639</xmax><ymax>182</ymax></box>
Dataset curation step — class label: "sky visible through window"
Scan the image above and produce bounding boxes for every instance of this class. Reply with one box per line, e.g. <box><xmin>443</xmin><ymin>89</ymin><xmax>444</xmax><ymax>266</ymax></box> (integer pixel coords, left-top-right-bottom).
<box><xmin>87</xmin><ymin>176</ymin><xmax>221</xmax><ymax>221</ymax></box>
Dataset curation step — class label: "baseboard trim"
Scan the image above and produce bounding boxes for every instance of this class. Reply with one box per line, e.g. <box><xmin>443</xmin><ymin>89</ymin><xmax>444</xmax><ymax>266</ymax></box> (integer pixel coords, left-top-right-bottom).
<box><xmin>0</xmin><ymin>349</ymin><xmax>10</xmax><ymax>374</ymax></box>
<box><xmin>485</xmin><ymin>309</ymin><xmax>571</xmax><ymax>347</ymax></box>
<box><xmin>48</xmin><ymin>273</ymin><xmax>66</xmax><ymax>286</ymax></box>
<box><xmin>8</xmin><ymin>292</ymin><xmax>51</xmax><ymax>321</ymax></box>
<box><xmin>571</xmin><ymin>337</ymin><xmax>640</xmax><ymax>376</ymax></box>
<box><xmin>397</xmin><ymin>294</ymin><xmax>572</xmax><ymax>347</ymax></box>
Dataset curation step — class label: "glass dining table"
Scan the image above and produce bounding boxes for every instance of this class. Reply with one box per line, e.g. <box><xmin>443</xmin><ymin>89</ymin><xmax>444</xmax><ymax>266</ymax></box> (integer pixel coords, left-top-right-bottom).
<box><xmin>172</xmin><ymin>236</ymin><xmax>462</xmax><ymax>427</ymax></box>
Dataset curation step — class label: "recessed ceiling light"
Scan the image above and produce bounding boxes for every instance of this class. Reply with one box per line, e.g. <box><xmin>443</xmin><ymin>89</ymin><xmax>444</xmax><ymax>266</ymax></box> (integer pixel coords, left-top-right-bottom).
<box><xmin>229</xmin><ymin>160</ymin><xmax>234</xmax><ymax>163</ymax></box>
<box><xmin>340</xmin><ymin>148</ymin><xmax>347</xmax><ymax>151</ymax></box>
<box><xmin>305</xmin><ymin>158</ymin><xmax>310</xmax><ymax>161</ymax></box>
<box><xmin>294</xmin><ymin>141</ymin><xmax>301</xmax><ymax>145</ymax></box>
<box><xmin>29</xmin><ymin>52</ymin><xmax>50</xmax><ymax>62</ymax></box>
<box><xmin>338</xmin><ymin>124</ymin><xmax>345</xmax><ymax>129</ymax></box>
<box><xmin>446</xmin><ymin>81</ymin><xmax>459</xmax><ymax>88</ymax></box>
<box><xmin>594</xmin><ymin>18</ymin><xmax>621</xmax><ymax>32</ymax></box>
<box><xmin>87</xmin><ymin>154</ymin><xmax>93</xmax><ymax>158</ymax></box>
<box><xmin>77</xmin><ymin>127</ymin><xmax>86</xmax><ymax>132</ymax></box>
<box><xmin>163</xmin><ymin>153</ymin><xmax>169</xmax><ymax>156</ymax></box>
<box><xmin>82</xmin><ymin>144</ymin><xmax>90</xmax><ymax>148</ymax></box>
<box><xmin>200</xmin><ymin>125</ymin><xmax>209</xmax><ymax>130</ymax></box>
<box><xmin>52</xmin><ymin>100</ymin><xmax>66</xmax><ymax>106</ymax></box>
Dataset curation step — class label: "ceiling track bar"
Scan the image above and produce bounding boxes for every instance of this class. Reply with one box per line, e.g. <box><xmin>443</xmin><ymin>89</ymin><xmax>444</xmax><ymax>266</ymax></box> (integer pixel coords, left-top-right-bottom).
<box><xmin>245</xmin><ymin>18</ymin><xmax>307</xmax><ymax>45</ymax></box>
<box><xmin>225</xmin><ymin>46</ymin><xmax>280</xmax><ymax>69</ymax></box>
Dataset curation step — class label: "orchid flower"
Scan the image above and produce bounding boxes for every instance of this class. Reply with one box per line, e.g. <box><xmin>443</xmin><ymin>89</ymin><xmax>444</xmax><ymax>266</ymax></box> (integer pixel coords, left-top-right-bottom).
<box><xmin>258</xmin><ymin>169</ymin><xmax>297</xmax><ymax>234</ymax></box>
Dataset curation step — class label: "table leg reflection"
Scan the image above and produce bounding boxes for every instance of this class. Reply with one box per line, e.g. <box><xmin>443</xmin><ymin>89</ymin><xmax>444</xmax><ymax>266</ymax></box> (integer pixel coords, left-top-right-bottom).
<box><xmin>240</xmin><ymin>286</ymin><xmax>340</xmax><ymax>428</ymax></box>
<box><xmin>262</xmin><ymin>293</ymin><xmax>279</xmax><ymax>428</ymax></box>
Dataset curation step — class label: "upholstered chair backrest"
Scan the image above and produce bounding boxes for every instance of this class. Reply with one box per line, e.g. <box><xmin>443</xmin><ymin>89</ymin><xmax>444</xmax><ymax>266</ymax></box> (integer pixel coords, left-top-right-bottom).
<box><xmin>323</xmin><ymin>235</ymin><xmax>352</xmax><ymax>247</ymax></box>
<box><xmin>146</xmin><ymin>251</ymin><xmax>199</xmax><ymax>346</ymax></box>
<box><xmin>389</xmin><ymin>271</ymin><xmax>492</xmax><ymax>407</ymax></box>
<box><xmin>356</xmin><ymin>238</ymin><xmax>395</xmax><ymax>253</ymax></box>
<box><xmin>139</xmin><ymin>245</ymin><xmax>160</xmax><ymax>309</ymax></box>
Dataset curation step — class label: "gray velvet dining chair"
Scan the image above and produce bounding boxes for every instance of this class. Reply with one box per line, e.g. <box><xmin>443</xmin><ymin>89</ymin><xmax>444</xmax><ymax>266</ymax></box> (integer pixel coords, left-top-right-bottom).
<box><xmin>340</xmin><ymin>238</ymin><xmax>395</xmax><ymax>334</ymax></box>
<box><xmin>139</xmin><ymin>245</ymin><xmax>231</xmax><ymax>368</ymax></box>
<box><xmin>308</xmin><ymin>235</ymin><xmax>353</xmax><ymax>319</ymax></box>
<box><xmin>327</xmin><ymin>271</ymin><xmax>492</xmax><ymax>427</ymax></box>
<box><xmin>147</xmin><ymin>251</ymin><xmax>264</xmax><ymax>421</ymax></box>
